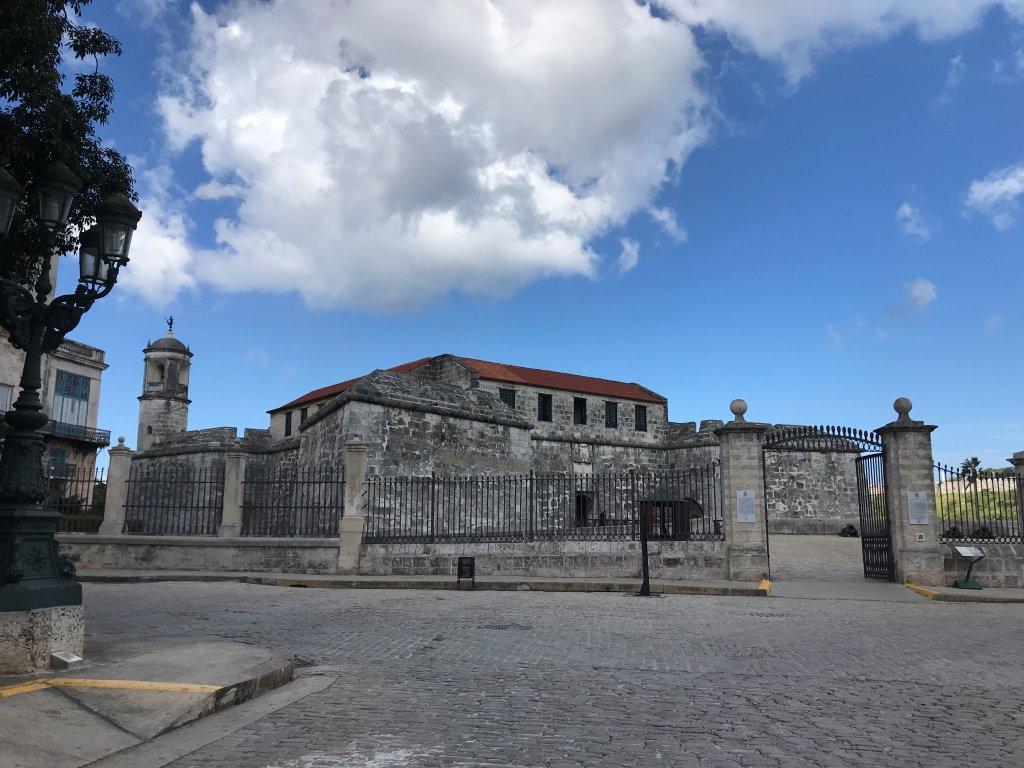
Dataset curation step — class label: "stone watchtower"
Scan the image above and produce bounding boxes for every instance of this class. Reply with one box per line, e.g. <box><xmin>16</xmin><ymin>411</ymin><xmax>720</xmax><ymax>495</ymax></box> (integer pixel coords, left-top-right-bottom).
<box><xmin>137</xmin><ymin>319</ymin><xmax>192</xmax><ymax>451</ymax></box>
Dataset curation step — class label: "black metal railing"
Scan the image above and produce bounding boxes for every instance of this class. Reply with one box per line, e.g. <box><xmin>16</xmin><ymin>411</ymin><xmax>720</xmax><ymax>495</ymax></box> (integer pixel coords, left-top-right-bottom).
<box><xmin>123</xmin><ymin>463</ymin><xmax>224</xmax><ymax>535</ymax></box>
<box><xmin>242</xmin><ymin>463</ymin><xmax>344</xmax><ymax>537</ymax></box>
<box><xmin>936</xmin><ymin>463</ymin><xmax>1023</xmax><ymax>543</ymax></box>
<box><xmin>48</xmin><ymin>464</ymin><xmax>106</xmax><ymax>534</ymax></box>
<box><xmin>365</xmin><ymin>465</ymin><xmax>723</xmax><ymax>544</ymax></box>
<box><xmin>41</xmin><ymin>420</ymin><xmax>112</xmax><ymax>445</ymax></box>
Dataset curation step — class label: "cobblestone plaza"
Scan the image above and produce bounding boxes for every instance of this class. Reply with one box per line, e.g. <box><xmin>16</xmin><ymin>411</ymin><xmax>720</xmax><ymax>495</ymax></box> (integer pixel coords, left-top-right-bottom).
<box><xmin>85</xmin><ymin>581</ymin><xmax>1024</xmax><ymax>767</ymax></box>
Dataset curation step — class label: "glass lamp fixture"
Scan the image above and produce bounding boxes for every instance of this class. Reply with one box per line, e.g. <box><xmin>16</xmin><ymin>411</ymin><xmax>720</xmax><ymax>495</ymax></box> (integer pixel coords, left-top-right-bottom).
<box><xmin>0</xmin><ymin>166</ymin><xmax>22</xmax><ymax>235</ymax></box>
<box><xmin>37</xmin><ymin>161</ymin><xmax>82</xmax><ymax>231</ymax></box>
<box><xmin>78</xmin><ymin>226</ymin><xmax>113</xmax><ymax>288</ymax></box>
<box><xmin>95</xmin><ymin>193</ymin><xmax>142</xmax><ymax>264</ymax></box>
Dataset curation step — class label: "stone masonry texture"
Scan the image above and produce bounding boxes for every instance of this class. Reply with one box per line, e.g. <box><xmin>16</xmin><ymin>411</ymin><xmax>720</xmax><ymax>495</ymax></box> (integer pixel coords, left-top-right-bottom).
<box><xmin>81</xmin><ymin>581</ymin><xmax>1024</xmax><ymax>768</ymax></box>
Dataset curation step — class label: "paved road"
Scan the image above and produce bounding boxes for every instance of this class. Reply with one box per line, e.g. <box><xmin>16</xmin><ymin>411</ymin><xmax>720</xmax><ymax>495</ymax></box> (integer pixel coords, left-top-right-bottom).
<box><xmin>768</xmin><ymin>534</ymin><xmax>865</xmax><ymax>582</ymax></box>
<box><xmin>84</xmin><ymin>582</ymin><xmax>1024</xmax><ymax>767</ymax></box>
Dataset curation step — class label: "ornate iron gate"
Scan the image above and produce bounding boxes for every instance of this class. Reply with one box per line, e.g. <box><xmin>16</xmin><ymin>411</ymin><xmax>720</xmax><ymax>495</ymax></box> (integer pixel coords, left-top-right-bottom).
<box><xmin>855</xmin><ymin>452</ymin><xmax>894</xmax><ymax>581</ymax></box>
<box><xmin>762</xmin><ymin>426</ymin><xmax>895</xmax><ymax>582</ymax></box>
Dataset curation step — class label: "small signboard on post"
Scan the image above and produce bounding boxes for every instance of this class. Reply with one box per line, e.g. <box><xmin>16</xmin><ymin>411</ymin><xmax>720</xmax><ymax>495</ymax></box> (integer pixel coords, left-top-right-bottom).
<box><xmin>457</xmin><ymin>556</ymin><xmax>475</xmax><ymax>590</ymax></box>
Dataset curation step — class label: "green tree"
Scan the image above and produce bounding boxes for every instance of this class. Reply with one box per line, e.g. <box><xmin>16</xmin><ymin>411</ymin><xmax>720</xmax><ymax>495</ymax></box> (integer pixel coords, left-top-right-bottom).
<box><xmin>960</xmin><ymin>456</ymin><xmax>982</xmax><ymax>489</ymax></box>
<box><xmin>0</xmin><ymin>0</ymin><xmax>135</xmax><ymax>282</ymax></box>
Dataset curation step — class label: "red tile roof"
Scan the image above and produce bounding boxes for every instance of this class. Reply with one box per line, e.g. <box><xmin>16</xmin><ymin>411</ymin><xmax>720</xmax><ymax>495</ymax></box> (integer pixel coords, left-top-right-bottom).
<box><xmin>458</xmin><ymin>358</ymin><xmax>665</xmax><ymax>403</ymax></box>
<box><xmin>270</xmin><ymin>355</ymin><xmax>665</xmax><ymax>413</ymax></box>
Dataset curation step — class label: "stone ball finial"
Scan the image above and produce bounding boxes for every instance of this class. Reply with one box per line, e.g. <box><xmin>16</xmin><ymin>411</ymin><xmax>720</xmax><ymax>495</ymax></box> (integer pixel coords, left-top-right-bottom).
<box><xmin>117</xmin><ymin>436</ymin><xmax>126</xmax><ymax>446</ymax></box>
<box><xmin>893</xmin><ymin>397</ymin><xmax>913</xmax><ymax>421</ymax></box>
<box><xmin>729</xmin><ymin>398</ymin><xmax>748</xmax><ymax>422</ymax></box>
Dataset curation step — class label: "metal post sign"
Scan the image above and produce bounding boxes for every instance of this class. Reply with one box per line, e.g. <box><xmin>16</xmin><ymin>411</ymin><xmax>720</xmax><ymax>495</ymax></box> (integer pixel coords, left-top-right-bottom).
<box><xmin>736</xmin><ymin>490</ymin><xmax>757</xmax><ymax>523</ymax></box>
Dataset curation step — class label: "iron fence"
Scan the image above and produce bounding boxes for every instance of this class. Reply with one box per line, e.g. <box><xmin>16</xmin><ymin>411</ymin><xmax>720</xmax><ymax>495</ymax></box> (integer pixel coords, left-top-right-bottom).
<box><xmin>935</xmin><ymin>463</ymin><xmax>1023</xmax><ymax>543</ymax></box>
<box><xmin>365</xmin><ymin>465</ymin><xmax>723</xmax><ymax>544</ymax></box>
<box><xmin>123</xmin><ymin>463</ymin><xmax>224</xmax><ymax>535</ymax></box>
<box><xmin>242</xmin><ymin>463</ymin><xmax>344</xmax><ymax>537</ymax></box>
<box><xmin>48</xmin><ymin>464</ymin><xmax>107</xmax><ymax>534</ymax></box>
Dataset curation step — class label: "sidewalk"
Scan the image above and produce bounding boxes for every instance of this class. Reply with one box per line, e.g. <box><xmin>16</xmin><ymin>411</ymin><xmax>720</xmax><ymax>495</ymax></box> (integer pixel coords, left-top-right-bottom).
<box><xmin>0</xmin><ymin>637</ymin><xmax>293</xmax><ymax>768</ymax></box>
<box><xmin>905</xmin><ymin>583</ymin><xmax>1024</xmax><ymax>603</ymax></box>
<box><xmin>77</xmin><ymin>568</ymin><xmax>769</xmax><ymax>597</ymax></box>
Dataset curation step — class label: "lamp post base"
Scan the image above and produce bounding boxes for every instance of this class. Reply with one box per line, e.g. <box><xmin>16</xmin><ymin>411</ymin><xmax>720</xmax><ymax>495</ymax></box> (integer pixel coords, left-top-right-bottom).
<box><xmin>0</xmin><ymin>604</ymin><xmax>84</xmax><ymax>673</ymax></box>
<box><xmin>1</xmin><ymin>502</ymin><xmax>82</xmax><ymax>613</ymax></box>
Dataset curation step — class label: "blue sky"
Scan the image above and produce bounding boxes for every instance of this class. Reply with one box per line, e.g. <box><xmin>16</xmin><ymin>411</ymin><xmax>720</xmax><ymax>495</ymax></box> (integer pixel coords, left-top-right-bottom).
<box><xmin>60</xmin><ymin>1</ymin><xmax>1023</xmax><ymax>468</ymax></box>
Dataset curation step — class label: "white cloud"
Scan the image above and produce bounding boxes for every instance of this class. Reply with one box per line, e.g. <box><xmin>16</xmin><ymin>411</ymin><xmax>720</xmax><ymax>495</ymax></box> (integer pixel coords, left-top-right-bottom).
<box><xmin>965</xmin><ymin>162</ymin><xmax>1024</xmax><ymax>229</ymax></box>
<box><xmin>666</xmin><ymin>1</ymin><xmax>1022</xmax><ymax>83</ymax></box>
<box><xmin>618</xmin><ymin>238</ymin><xmax>640</xmax><ymax>273</ymax></box>
<box><xmin>825</xmin><ymin>325</ymin><xmax>844</xmax><ymax>348</ymax></box>
<box><xmin>648</xmin><ymin>206</ymin><xmax>688</xmax><ymax>242</ymax></box>
<box><xmin>117</xmin><ymin>167</ymin><xmax>196</xmax><ymax>307</ymax></box>
<box><xmin>116</xmin><ymin>0</ymin><xmax>171</xmax><ymax>26</ymax></box>
<box><xmin>930</xmin><ymin>53</ymin><xmax>966</xmax><ymax>108</ymax></box>
<box><xmin>243</xmin><ymin>347</ymin><xmax>270</xmax><ymax>365</ymax></box>
<box><xmin>895</xmin><ymin>201</ymin><xmax>931</xmax><ymax>240</ymax></box>
<box><xmin>133</xmin><ymin>0</ymin><xmax>1024</xmax><ymax>309</ymax></box>
<box><xmin>906</xmin><ymin>277</ymin><xmax>938</xmax><ymax>309</ymax></box>
<box><xmin>154</xmin><ymin>0</ymin><xmax>708</xmax><ymax>309</ymax></box>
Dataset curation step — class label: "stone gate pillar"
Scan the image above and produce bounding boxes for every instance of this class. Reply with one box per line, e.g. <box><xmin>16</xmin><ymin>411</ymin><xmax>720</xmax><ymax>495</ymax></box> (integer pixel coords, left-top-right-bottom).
<box><xmin>98</xmin><ymin>437</ymin><xmax>133</xmax><ymax>536</ymax></box>
<box><xmin>338</xmin><ymin>437</ymin><xmax>368</xmax><ymax>573</ymax></box>
<box><xmin>715</xmin><ymin>400</ymin><xmax>770</xmax><ymax>582</ymax></box>
<box><xmin>877</xmin><ymin>397</ymin><xmax>944</xmax><ymax>585</ymax></box>
<box><xmin>217</xmin><ymin>451</ymin><xmax>248</xmax><ymax>538</ymax></box>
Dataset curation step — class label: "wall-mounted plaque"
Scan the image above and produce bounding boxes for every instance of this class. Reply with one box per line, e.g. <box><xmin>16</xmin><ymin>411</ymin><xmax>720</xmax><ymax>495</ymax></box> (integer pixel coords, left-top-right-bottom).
<box><xmin>736</xmin><ymin>490</ymin><xmax>757</xmax><ymax>523</ymax></box>
<box><xmin>907</xmin><ymin>491</ymin><xmax>930</xmax><ymax>525</ymax></box>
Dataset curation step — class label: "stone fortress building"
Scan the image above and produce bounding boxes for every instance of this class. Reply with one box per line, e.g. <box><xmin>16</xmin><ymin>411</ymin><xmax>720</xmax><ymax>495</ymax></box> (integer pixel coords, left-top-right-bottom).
<box><xmin>130</xmin><ymin>333</ymin><xmax>860</xmax><ymax>534</ymax></box>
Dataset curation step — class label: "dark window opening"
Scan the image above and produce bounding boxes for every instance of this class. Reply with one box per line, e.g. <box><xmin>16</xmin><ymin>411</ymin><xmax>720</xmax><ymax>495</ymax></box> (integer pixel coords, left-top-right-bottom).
<box><xmin>285</xmin><ymin>412</ymin><xmax>293</xmax><ymax>437</ymax></box>
<box><xmin>300</xmin><ymin>407</ymin><xmax>308</xmax><ymax>422</ymax></box>
<box><xmin>498</xmin><ymin>388</ymin><xmax>516</xmax><ymax>409</ymax></box>
<box><xmin>573</xmin><ymin>397</ymin><xmax>587</xmax><ymax>425</ymax></box>
<box><xmin>146</xmin><ymin>425</ymin><xmax>152</xmax><ymax>435</ymax></box>
<box><xmin>604</xmin><ymin>401</ymin><xmax>618</xmax><ymax>428</ymax></box>
<box><xmin>575</xmin><ymin>492</ymin><xmax>595</xmax><ymax>527</ymax></box>
<box><xmin>537</xmin><ymin>393</ymin><xmax>553</xmax><ymax>422</ymax></box>
<box><xmin>635</xmin><ymin>404</ymin><xmax>648</xmax><ymax>432</ymax></box>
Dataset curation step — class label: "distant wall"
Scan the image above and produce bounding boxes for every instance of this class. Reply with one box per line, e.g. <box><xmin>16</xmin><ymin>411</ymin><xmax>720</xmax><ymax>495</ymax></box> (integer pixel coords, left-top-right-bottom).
<box><xmin>299</xmin><ymin>399</ymin><xmax>532</xmax><ymax>476</ymax></box>
<box><xmin>361</xmin><ymin>540</ymin><xmax>726</xmax><ymax>580</ymax></box>
<box><xmin>763</xmin><ymin>450</ymin><xmax>859</xmax><ymax>534</ymax></box>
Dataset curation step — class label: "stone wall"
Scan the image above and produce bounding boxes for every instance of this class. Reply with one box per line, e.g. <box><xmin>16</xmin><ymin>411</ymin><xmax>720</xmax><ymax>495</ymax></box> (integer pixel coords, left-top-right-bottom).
<box><xmin>361</xmin><ymin>540</ymin><xmax>727</xmax><ymax>580</ymax></box>
<box><xmin>57</xmin><ymin>535</ymin><xmax>728</xmax><ymax>580</ymax></box>
<box><xmin>763</xmin><ymin>450</ymin><xmax>859</xmax><ymax>534</ymax></box>
<box><xmin>475</xmin><ymin>378</ymin><xmax>667</xmax><ymax>446</ymax></box>
<box><xmin>297</xmin><ymin>371</ymin><xmax>533</xmax><ymax>477</ymax></box>
<box><xmin>59</xmin><ymin>535</ymin><xmax>340</xmax><ymax>574</ymax></box>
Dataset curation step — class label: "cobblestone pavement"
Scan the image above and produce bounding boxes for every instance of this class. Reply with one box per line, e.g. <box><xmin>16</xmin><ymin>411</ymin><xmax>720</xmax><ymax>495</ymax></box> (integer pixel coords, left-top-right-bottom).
<box><xmin>768</xmin><ymin>535</ymin><xmax>865</xmax><ymax>581</ymax></box>
<box><xmin>84</xmin><ymin>583</ymin><xmax>1024</xmax><ymax>767</ymax></box>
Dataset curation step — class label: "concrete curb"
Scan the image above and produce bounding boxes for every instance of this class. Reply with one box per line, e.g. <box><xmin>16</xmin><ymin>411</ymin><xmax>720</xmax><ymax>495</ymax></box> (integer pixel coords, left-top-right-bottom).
<box><xmin>205</xmin><ymin>657</ymin><xmax>296</xmax><ymax>722</ymax></box>
<box><xmin>0</xmin><ymin>645</ymin><xmax>295</xmax><ymax>768</ymax></box>
<box><xmin>905</xmin><ymin>582</ymin><xmax>1024</xmax><ymax>604</ymax></box>
<box><xmin>77</xmin><ymin>570</ymin><xmax>768</xmax><ymax>598</ymax></box>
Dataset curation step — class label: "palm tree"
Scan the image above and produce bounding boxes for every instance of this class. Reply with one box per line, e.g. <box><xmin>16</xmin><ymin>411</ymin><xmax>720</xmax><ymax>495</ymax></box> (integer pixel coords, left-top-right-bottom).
<box><xmin>961</xmin><ymin>457</ymin><xmax>982</xmax><ymax>489</ymax></box>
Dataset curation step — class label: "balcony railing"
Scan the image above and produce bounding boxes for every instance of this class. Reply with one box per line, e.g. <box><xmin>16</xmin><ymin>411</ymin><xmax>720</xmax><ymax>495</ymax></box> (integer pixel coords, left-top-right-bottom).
<box><xmin>40</xmin><ymin>420</ymin><xmax>111</xmax><ymax>446</ymax></box>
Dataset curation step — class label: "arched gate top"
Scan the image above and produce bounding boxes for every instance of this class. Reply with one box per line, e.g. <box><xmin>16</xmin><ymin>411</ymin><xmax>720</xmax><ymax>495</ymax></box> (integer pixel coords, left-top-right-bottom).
<box><xmin>762</xmin><ymin>424</ymin><xmax>883</xmax><ymax>453</ymax></box>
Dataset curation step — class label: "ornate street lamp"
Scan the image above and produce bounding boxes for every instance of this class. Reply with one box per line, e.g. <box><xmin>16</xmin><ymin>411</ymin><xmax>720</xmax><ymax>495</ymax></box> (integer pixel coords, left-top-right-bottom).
<box><xmin>0</xmin><ymin>162</ymin><xmax>141</xmax><ymax>613</ymax></box>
